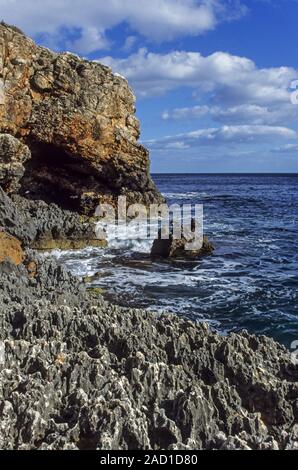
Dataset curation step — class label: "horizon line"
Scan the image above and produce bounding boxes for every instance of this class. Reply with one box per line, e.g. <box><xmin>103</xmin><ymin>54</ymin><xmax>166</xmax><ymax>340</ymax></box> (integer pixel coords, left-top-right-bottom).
<box><xmin>151</xmin><ymin>172</ymin><xmax>298</xmax><ymax>175</ymax></box>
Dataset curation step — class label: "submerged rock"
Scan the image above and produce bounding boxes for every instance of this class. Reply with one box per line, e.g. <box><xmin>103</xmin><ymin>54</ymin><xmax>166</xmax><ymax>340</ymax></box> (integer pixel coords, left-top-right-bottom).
<box><xmin>0</xmin><ymin>22</ymin><xmax>163</xmax><ymax>213</ymax></box>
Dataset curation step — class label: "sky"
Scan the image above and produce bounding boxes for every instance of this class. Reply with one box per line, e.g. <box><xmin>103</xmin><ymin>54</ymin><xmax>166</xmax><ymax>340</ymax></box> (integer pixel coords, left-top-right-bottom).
<box><xmin>1</xmin><ymin>0</ymin><xmax>298</xmax><ymax>173</ymax></box>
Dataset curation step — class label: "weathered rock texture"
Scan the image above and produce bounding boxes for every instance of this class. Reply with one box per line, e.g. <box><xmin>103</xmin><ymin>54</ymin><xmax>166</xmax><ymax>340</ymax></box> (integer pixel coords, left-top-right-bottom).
<box><xmin>151</xmin><ymin>234</ymin><xmax>214</xmax><ymax>259</ymax></box>
<box><xmin>0</xmin><ymin>190</ymin><xmax>297</xmax><ymax>451</ymax></box>
<box><xmin>0</xmin><ymin>134</ymin><xmax>31</xmax><ymax>193</ymax></box>
<box><xmin>0</xmin><ymin>186</ymin><xmax>36</xmax><ymax>245</ymax></box>
<box><xmin>0</xmin><ymin>22</ymin><xmax>162</xmax><ymax>213</ymax></box>
<box><xmin>12</xmin><ymin>194</ymin><xmax>107</xmax><ymax>250</ymax></box>
<box><xmin>0</xmin><ymin>231</ymin><xmax>24</xmax><ymax>264</ymax></box>
<box><xmin>0</xmin><ymin>255</ymin><xmax>297</xmax><ymax>450</ymax></box>
<box><xmin>0</xmin><ymin>185</ymin><xmax>104</xmax><ymax>250</ymax></box>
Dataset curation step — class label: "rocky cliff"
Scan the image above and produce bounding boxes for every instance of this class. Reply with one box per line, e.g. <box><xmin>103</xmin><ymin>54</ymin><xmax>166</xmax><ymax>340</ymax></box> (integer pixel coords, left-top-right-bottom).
<box><xmin>0</xmin><ymin>22</ymin><xmax>162</xmax><ymax>214</ymax></box>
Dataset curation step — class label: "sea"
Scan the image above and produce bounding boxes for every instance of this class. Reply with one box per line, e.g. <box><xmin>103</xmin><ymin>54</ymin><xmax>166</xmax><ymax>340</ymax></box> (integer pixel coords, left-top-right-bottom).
<box><xmin>53</xmin><ymin>174</ymin><xmax>298</xmax><ymax>349</ymax></box>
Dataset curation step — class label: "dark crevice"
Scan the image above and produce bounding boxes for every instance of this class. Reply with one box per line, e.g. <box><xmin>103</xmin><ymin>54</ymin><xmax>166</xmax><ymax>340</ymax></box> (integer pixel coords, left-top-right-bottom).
<box><xmin>19</xmin><ymin>140</ymin><xmax>116</xmax><ymax>212</ymax></box>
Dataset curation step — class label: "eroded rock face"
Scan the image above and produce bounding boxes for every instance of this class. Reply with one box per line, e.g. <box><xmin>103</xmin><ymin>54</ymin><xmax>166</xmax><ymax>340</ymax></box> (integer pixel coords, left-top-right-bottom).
<box><xmin>0</xmin><ymin>134</ymin><xmax>31</xmax><ymax>193</ymax></box>
<box><xmin>0</xmin><ymin>186</ymin><xmax>105</xmax><ymax>250</ymax></box>
<box><xmin>0</xmin><ymin>186</ymin><xmax>36</xmax><ymax>245</ymax></box>
<box><xmin>0</xmin><ymin>22</ymin><xmax>162</xmax><ymax>213</ymax></box>
<box><xmin>12</xmin><ymin>195</ymin><xmax>107</xmax><ymax>249</ymax></box>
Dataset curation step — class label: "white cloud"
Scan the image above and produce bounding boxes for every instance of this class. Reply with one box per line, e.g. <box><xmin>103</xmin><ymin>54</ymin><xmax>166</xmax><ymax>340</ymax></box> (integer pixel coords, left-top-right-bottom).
<box><xmin>69</xmin><ymin>27</ymin><xmax>110</xmax><ymax>54</ymax></box>
<box><xmin>100</xmin><ymin>48</ymin><xmax>298</xmax><ymax>128</ymax></box>
<box><xmin>146</xmin><ymin>125</ymin><xmax>298</xmax><ymax>150</ymax></box>
<box><xmin>162</xmin><ymin>103</ymin><xmax>298</xmax><ymax>125</ymax></box>
<box><xmin>0</xmin><ymin>0</ymin><xmax>247</xmax><ymax>53</ymax></box>
<box><xmin>162</xmin><ymin>105</ymin><xmax>211</xmax><ymax>120</ymax></box>
<box><xmin>164</xmin><ymin>141</ymin><xmax>191</xmax><ymax>150</ymax></box>
<box><xmin>211</xmin><ymin>104</ymin><xmax>298</xmax><ymax>125</ymax></box>
<box><xmin>100</xmin><ymin>48</ymin><xmax>256</xmax><ymax>97</ymax></box>
<box><xmin>100</xmin><ymin>49</ymin><xmax>297</xmax><ymax>103</ymax></box>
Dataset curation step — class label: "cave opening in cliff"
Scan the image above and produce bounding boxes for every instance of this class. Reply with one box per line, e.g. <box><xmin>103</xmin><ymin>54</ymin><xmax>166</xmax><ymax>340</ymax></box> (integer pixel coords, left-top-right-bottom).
<box><xmin>19</xmin><ymin>140</ymin><xmax>113</xmax><ymax>212</ymax></box>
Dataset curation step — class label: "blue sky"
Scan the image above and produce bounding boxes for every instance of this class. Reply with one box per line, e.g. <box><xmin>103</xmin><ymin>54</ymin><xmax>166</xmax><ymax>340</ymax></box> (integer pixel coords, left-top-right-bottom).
<box><xmin>1</xmin><ymin>0</ymin><xmax>298</xmax><ymax>172</ymax></box>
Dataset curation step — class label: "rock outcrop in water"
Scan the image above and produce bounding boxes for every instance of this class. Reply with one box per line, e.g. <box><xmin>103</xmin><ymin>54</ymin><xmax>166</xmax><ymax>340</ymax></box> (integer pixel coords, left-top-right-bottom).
<box><xmin>151</xmin><ymin>233</ymin><xmax>215</xmax><ymax>259</ymax></box>
<box><xmin>0</xmin><ymin>22</ymin><xmax>162</xmax><ymax>214</ymax></box>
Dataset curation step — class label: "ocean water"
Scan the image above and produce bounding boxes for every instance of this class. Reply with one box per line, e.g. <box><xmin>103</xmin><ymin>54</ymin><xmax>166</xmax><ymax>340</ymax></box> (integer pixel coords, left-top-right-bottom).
<box><xmin>54</xmin><ymin>174</ymin><xmax>298</xmax><ymax>348</ymax></box>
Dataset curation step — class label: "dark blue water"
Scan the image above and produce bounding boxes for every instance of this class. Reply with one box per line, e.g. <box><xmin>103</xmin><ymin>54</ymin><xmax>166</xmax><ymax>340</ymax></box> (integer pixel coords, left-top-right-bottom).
<box><xmin>57</xmin><ymin>174</ymin><xmax>298</xmax><ymax>348</ymax></box>
<box><xmin>152</xmin><ymin>173</ymin><xmax>298</xmax><ymax>347</ymax></box>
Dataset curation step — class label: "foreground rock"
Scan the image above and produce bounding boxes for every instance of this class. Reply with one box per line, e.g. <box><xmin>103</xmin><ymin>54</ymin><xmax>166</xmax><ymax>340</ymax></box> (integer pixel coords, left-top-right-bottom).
<box><xmin>0</xmin><ymin>189</ymin><xmax>297</xmax><ymax>450</ymax></box>
<box><xmin>0</xmin><ymin>22</ymin><xmax>163</xmax><ymax>213</ymax></box>
<box><xmin>0</xmin><ymin>254</ymin><xmax>297</xmax><ymax>450</ymax></box>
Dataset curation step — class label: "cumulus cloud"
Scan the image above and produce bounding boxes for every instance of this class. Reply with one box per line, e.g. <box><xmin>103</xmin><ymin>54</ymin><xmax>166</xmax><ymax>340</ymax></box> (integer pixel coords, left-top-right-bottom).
<box><xmin>100</xmin><ymin>49</ymin><xmax>256</xmax><ymax>97</ymax></box>
<box><xmin>146</xmin><ymin>125</ymin><xmax>298</xmax><ymax>150</ymax></box>
<box><xmin>0</xmin><ymin>0</ymin><xmax>247</xmax><ymax>53</ymax></box>
<box><xmin>69</xmin><ymin>27</ymin><xmax>110</xmax><ymax>54</ymax></box>
<box><xmin>100</xmin><ymin>48</ymin><xmax>296</xmax><ymax>101</ymax></box>
<box><xmin>100</xmin><ymin>48</ymin><xmax>298</xmax><ymax>128</ymax></box>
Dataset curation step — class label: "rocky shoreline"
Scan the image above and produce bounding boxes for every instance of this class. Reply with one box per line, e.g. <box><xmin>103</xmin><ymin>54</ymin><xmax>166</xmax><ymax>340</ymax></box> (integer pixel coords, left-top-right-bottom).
<box><xmin>0</xmin><ymin>23</ymin><xmax>297</xmax><ymax>450</ymax></box>
<box><xmin>0</xmin><ymin>184</ymin><xmax>298</xmax><ymax>451</ymax></box>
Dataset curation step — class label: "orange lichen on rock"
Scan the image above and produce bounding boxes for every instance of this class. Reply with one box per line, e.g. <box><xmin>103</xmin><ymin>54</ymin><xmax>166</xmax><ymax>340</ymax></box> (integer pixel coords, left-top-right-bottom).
<box><xmin>0</xmin><ymin>231</ymin><xmax>25</xmax><ymax>265</ymax></box>
<box><xmin>26</xmin><ymin>260</ymin><xmax>37</xmax><ymax>278</ymax></box>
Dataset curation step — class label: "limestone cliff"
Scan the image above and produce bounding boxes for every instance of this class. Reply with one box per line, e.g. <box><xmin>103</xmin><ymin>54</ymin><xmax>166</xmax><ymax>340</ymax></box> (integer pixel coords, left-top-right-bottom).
<box><xmin>0</xmin><ymin>22</ymin><xmax>162</xmax><ymax>214</ymax></box>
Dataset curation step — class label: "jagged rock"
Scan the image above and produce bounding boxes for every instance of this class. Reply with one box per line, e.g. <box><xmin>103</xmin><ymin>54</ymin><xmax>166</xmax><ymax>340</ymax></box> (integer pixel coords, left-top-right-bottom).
<box><xmin>0</xmin><ymin>185</ymin><xmax>106</xmax><ymax>249</ymax></box>
<box><xmin>12</xmin><ymin>195</ymin><xmax>107</xmax><ymax>249</ymax></box>
<box><xmin>151</xmin><ymin>233</ymin><xmax>214</xmax><ymax>259</ymax></box>
<box><xmin>0</xmin><ymin>134</ymin><xmax>31</xmax><ymax>192</ymax></box>
<box><xmin>0</xmin><ymin>186</ymin><xmax>36</xmax><ymax>245</ymax></box>
<box><xmin>0</xmin><ymin>231</ymin><xmax>25</xmax><ymax>265</ymax></box>
<box><xmin>0</xmin><ymin>23</ymin><xmax>163</xmax><ymax>213</ymax></box>
<box><xmin>0</xmin><ymin>254</ymin><xmax>297</xmax><ymax>450</ymax></box>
